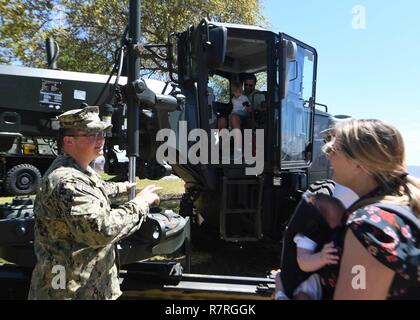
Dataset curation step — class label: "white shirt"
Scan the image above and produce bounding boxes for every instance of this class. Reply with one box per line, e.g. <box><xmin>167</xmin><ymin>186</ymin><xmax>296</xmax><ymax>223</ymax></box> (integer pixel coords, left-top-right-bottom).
<box><xmin>332</xmin><ymin>183</ymin><xmax>359</xmax><ymax>209</ymax></box>
<box><xmin>231</xmin><ymin>95</ymin><xmax>249</xmax><ymax>114</ymax></box>
<box><xmin>294</xmin><ymin>234</ymin><xmax>318</xmax><ymax>251</ymax></box>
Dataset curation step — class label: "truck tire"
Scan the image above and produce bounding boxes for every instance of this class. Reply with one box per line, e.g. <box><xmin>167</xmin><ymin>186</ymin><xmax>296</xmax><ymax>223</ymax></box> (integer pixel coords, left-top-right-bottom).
<box><xmin>4</xmin><ymin>164</ymin><xmax>42</xmax><ymax>196</ymax></box>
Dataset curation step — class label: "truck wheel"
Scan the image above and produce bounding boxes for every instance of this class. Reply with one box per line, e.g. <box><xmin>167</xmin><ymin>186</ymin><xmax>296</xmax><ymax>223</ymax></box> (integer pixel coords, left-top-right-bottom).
<box><xmin>4</xmin><ymin>164</ymin><xmax>42</xmax><ymax>196</ymax></box>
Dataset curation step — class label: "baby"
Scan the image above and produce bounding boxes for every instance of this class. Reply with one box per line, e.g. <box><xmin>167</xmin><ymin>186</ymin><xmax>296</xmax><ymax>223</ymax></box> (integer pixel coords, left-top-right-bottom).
<box><xmin>275</xmin><ymin>193</ymin><xmax>346</xmax><ymax>300</ymax></box>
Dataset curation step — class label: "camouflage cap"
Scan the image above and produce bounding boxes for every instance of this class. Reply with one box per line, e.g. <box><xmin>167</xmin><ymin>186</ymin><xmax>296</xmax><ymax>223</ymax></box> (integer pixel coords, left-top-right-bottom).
<box><xmin>57</xmin><ymin>105</ymin><xmax>112</xmax><ymax>133</ymax></box>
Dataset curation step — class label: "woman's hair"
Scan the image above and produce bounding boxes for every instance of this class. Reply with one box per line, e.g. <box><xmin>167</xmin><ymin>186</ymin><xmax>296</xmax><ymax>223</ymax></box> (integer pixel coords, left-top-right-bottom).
<box><xmin>323</xmin><ymin>119</ymin><xmax>420</xmax><ymax>215</ymax></box>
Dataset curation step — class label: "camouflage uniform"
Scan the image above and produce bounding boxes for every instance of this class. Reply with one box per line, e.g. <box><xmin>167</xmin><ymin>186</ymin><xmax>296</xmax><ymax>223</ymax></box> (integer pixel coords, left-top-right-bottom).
<box><xmin>28</xmin><ymin>106</ymin><xmax>148</xmax><ymax>300</ymax></box>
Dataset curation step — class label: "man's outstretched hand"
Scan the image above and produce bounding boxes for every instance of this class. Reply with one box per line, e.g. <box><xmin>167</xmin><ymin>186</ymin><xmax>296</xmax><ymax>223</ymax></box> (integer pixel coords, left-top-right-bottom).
<box><xmin>136</xmin><ymin>184</ymin><xmax>162</xmax><ymax>205</ymax></box>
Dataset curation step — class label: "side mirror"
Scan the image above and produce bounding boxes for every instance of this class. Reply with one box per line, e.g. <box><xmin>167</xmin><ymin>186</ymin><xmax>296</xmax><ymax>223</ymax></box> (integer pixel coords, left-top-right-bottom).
<box><xmin>286</xmin><ymin>40</ymin><xmax>297</xmax><ymax>60</ymax></box>
<box><xmin>207</xmin><ymin>26</ymin><xmax>227</xmax><ymax>69</ymax></box>
<box><xmin>128</xmin><ymin>79</ymin><xmax>156</xmax><ymax>109</ymax></box>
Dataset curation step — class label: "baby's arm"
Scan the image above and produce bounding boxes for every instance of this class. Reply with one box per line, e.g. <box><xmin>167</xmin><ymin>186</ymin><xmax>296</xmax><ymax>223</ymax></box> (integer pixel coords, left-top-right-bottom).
<box><xmin>297</xmin><ymin>242</ymin><xmax>339</xmax><ymax>272</ymax></box>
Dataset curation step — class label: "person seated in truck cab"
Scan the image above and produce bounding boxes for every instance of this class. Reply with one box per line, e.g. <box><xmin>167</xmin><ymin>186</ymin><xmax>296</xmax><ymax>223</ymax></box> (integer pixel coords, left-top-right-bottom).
<box><xmin>229</xmin><ymin>82</ymin><xmax>252</xmax><ymax>130</ymax></box>
<box><xmin>243</xmin><ymin>74</ymin><xmax>266</xmax><ymax>127</ymax></box>
<box><xmin>216</xmin><ymin>82</ymin><xmax>251</xmax><ymax>130</ymax></box>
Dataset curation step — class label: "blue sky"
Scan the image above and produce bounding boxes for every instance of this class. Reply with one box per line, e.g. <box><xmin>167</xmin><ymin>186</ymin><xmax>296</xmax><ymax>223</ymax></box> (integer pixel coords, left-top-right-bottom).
<box><xmin>263</xmin><ymin>0</ymin><xmax>420</xmax><ymax>165</ymax></box>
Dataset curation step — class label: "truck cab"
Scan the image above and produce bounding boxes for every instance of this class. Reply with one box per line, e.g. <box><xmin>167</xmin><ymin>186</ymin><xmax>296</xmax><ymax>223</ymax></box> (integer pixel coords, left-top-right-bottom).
<box><xmin>156</xmin><ymin>20</ymin><xmax>330</xmax><ymax>241</ymax></box>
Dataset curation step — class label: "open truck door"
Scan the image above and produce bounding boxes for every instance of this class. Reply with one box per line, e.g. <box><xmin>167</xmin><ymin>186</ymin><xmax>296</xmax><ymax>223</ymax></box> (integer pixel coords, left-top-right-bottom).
<box><xmin>278</xmin><ymin>34</ymin><xmax>317</xmax><ymax>172</ymax></box>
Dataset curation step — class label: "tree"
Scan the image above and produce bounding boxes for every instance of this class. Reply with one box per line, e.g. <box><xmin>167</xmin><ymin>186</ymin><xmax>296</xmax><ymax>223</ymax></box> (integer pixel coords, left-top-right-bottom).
<box><xmin>0</xmin><ymin>0</ymin><xmax>66</xmax><ymax>65</ymax></box>
<box><xmin>0</xmin><ymin>0</ymin><xmax>266</xmax><ymax>74</ymax></box>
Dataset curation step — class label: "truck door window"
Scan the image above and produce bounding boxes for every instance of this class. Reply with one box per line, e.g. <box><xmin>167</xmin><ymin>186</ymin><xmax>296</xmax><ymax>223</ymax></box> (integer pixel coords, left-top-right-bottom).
<box><xmin>281</xmin><ymin>46</ymin><xmax>315</xmax><ymax>164</ymax></box>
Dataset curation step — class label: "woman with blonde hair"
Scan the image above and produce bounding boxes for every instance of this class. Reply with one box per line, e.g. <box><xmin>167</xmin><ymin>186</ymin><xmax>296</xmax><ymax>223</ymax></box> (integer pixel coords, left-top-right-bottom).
<box><xmin>322</xmin><ymin>119</ymin><xmax>420</xmax><ymax>299</ymax></box>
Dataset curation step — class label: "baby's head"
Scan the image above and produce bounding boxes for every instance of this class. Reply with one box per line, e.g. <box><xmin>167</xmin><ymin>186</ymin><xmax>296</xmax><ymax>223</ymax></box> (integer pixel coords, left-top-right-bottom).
<box><xmin>307</xmin><ymin>194</ymin><xmax>346</xmax><ymax>229</ymax></box>
<box><xmin>231</xmin><ymin>82</ymin><xmax>243</xmax><ymax>98</ymax></box>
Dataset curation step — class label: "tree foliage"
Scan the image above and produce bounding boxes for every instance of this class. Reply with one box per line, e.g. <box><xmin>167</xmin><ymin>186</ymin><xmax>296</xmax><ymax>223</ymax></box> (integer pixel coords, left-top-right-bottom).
<box><xmin>0</xmin><ymin>0</ymin><xmax>266</xmax><ymax>74</ymax></box>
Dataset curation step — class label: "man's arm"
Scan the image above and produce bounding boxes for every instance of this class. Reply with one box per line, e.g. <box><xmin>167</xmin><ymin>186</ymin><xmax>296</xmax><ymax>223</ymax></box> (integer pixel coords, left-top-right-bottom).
<box><xmin>103</xmin><ymin>181</ymin><xmax>136</xmax><ymax>197</ymax></box>
<box><xmin>57</xmin><ymin>179</ymin><xmax>149</xmax><ymax>246</ymax></box>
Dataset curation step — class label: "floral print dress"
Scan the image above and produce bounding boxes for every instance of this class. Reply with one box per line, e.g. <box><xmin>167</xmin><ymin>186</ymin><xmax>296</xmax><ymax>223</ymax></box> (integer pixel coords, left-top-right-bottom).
<box><xmin>321</xmin><ymin>205</ymin><xmax>420</xmax><ymax>299</ymax></box>
<box><xmin>347</xmin><ymin>205</ymin><xmax>420</xmax><ymax>299</ymax></box>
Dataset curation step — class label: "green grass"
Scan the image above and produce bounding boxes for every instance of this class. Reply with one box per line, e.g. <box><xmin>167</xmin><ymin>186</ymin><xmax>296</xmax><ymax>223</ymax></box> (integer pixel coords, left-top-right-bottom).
<box><xmin>101</xmin><ymin>174</ymin><xmax>185</xmax><ymax>198</ymax></box>
<box><xmin>100</xmin><ymin>174</ymin><xmax>185</xmax><ymax>195</ymax></box>
<box><xmin>0</xmin><ymin>177</ymin><xmax>185</xmax><ymax>205</ymax></box>
<box><xmin>137</xmin><ymin>178</ymin><xmax>185</xmax><ymax>197</ymax></box>
<box><xmin>0</xmin><ymin>195</ymin><xmax>35</xmax><ymax>205</ymax></box>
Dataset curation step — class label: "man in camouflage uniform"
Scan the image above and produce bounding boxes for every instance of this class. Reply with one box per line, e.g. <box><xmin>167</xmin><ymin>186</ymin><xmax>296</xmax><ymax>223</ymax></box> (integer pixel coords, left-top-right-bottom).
<box><xmin>28</xmin><ymin>105</ymin><xmax>160</xmax><ymax>300</ymax></box>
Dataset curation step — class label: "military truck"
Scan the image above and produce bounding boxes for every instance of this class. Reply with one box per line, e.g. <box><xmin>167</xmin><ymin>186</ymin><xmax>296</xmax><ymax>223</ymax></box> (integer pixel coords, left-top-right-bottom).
<box><xmin>0</xmin><ymin>64</ymin><xmax>174</xmax><ymax>169</ymax></box>
<box><xmin>0</xmin><ymin>137</ymin><xmax>57</xmax><ymax>196</ymax></box>
<box><xmin>0</xmin><ymin>18</ymin><xmax>334</xmax><ymax>242</ymax></box>
<box><xmin>0</xmin><ymin>11</ymin><xmax>340</xmax><ymax>298</ymax></box>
